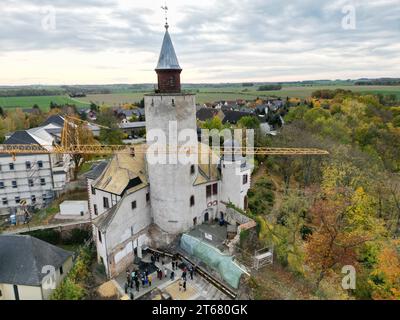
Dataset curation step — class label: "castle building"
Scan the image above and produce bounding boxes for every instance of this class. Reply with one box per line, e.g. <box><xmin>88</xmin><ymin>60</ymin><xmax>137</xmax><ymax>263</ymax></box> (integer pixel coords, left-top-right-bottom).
<box><xmin>88</xmin><ymin>23</ymin><xmax>252</xmax><ymax>278</ymax></box>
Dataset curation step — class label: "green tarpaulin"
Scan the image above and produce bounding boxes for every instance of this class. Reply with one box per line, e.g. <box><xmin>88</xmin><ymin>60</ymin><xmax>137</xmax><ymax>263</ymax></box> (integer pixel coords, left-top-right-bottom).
<box><xmin>180</xmin><ymin>233</ymin><xmax>245</xmax><ymax>289</ymax></box>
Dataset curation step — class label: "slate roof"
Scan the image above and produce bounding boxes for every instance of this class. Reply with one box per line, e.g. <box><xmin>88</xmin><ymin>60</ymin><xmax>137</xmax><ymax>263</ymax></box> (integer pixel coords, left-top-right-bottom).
<box><xmin>156</xmin><ymin>27</ymin><xmax>181</xmax><ymax>70</ymax></box>
<box><xmin>93</xmin><ymin>203</ymin><xmax>120</xmax><ymax>232</ymax></box>
<box><xmin>222</xmin><ymin>111</ymin><xmax>254</xmax><ymax>124</ymax></box>
<box><xmin>4</xmin><ymin>131</ymin><xmax>41</xmax><ymax>145</ymax></box>
<box><xmin>0</xmin><ymin>235</ymin><xmax>72</xmax><ymax>286</ymax></box>
<box><xmin>85</xmin><ymin>161</ymin><xmax>109</xmax><ymax>180</ymax></box>
<box><xmin>41</xmin><ymin>115</ymin><xmax>65</xmax><ymax>127</ymax></box>
<box><xmin>196</xmin><ymin>108</ymin><xmax>218</xmax><ymax>121</ymax></box>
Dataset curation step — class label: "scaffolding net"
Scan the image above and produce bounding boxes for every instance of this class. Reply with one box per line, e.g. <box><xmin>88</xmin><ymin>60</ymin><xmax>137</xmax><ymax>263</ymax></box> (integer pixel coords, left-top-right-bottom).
<box><xmin>180</xmin><ymin>233</ymin><xmax>245</xmax><ymax>289</ymax></box>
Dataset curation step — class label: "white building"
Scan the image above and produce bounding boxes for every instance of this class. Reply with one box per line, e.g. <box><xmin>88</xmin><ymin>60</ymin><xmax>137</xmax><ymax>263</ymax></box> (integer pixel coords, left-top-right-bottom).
<box><xmin>0</xmin><ymin>235</ymin><xmax>73</xmax><ymax>300</ymax></box>
<box><xmin>0</xmin><ymin>116</ymin><xmax>73</xmax><ymax>214</ymax></box>
<box><xmin>87</xmin><ymin>24</ymin><xmax>252</xmax><ymax>278</ymax></box>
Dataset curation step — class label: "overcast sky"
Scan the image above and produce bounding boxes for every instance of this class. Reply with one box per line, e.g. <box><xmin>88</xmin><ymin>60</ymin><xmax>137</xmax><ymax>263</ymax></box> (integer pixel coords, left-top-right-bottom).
<box><xmin>0</xmin><ymin>0</ymin><xmax>399</xmax><ymax>85</ymax></box>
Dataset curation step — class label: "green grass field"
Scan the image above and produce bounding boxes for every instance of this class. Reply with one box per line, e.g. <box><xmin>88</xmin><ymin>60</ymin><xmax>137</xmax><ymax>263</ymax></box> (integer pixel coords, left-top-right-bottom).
<box><xmin>0</xmin><ymin>95</ymin><xmax>90</xmax><ymax>110</ymax></box>
<box><xmin>0</xmin><ymin>85</ymin><xmax>399</xmax><ymax>111</ymax></box>
<box><xmin>76</xmin><ymin>85</ymin><xmax>400</xmax><ymax>106</ymax></box>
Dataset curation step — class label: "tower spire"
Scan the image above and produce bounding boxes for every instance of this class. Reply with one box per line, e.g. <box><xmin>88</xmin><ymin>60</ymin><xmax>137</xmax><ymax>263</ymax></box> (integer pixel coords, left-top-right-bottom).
<box><xmin>155</xmin><ymin>4</ymin><xmax>182</xmax><ymax>94</ymax></box>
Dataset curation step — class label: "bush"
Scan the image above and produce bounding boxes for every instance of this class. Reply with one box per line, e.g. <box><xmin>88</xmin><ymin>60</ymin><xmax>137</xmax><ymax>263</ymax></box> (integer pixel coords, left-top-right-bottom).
<box><xmin>50</xmin><ymin>246</ymin><xmax>94</xmax><ymax>300</ymax></box>
<box><xmin>24</xmin><ymin>229</ymin><xmax>61</xmax><ymax>245</ymax></box>
<box><xmin>51</xmin><ymin>278</ymin><xmax>86</xmax><ymax>300</ymax></box>
<box><xmin>63</xmin><ymin>229</ymin><xmax>90</xmax><ymax>245</ymax></box>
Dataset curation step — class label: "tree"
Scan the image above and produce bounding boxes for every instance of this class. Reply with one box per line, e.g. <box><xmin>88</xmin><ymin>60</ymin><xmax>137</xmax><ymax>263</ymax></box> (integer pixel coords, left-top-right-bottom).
<box><xmin>64</xmin><ymin>119</ymin><xmax>97</xmax><ymax>180</ymax></box>
<box><xmin>237</xmin><ymin>116</ymin><xmax>260</xmax><ymax>129</ymax></box>
<box><xmin>201</xmin><ymin>116</ymin><xmax>224</xmax><ymax>131</ymax></box>
<box><xmin>304</xmin><ymin>191</ymin><xmax>371</xmax><ymax>289</ymax></box>
<box><xmin>368</xmin><ymin>240</ymin><xmax>400</xmax><ymax>300</ymax></box>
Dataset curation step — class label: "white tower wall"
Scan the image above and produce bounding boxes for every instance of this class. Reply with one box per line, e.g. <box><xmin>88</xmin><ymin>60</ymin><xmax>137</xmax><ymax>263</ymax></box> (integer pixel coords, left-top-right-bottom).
<box><xmin>145</xmin><ymin>94</ymin><xmax>198</xmax><ymax>234</ymax></box>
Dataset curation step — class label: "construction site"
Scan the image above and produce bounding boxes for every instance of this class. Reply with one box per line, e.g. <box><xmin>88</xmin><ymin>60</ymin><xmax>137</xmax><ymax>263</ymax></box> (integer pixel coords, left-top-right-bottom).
<box><xmin>0</xmin><ymin>20</ymin><xmax>330</xmax><ymax>301</ymax></box>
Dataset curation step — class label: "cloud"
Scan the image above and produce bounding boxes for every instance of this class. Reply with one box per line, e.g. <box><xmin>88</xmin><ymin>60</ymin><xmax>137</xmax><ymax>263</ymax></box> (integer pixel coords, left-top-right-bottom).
<box><xmin>0</xmin><ymin>0</ymin><xmax>399</xmax><ymax>84</ymax></box>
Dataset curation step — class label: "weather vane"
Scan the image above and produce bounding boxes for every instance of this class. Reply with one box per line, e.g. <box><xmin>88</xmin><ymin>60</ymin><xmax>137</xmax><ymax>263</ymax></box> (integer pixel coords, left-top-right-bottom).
<box><xmin>161</xmin><ymin>1</ymin><xmax>169</xmax><ymax>29</ymax></box>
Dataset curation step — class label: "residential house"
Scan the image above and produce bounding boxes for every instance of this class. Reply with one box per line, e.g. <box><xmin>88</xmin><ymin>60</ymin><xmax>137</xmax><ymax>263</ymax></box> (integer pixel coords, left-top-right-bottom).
<box><xmin>0</xmin><ymin>235</ymin><xmax>73</xmax><ymax>300</ymax></box>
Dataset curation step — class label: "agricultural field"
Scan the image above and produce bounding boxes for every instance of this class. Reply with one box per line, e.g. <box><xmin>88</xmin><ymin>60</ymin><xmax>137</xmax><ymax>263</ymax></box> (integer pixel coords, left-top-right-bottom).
<box><xmin>75</xmin><ymin>85</ymin><xmax>400</xmax><ymax>106</ymax></box>
<box><xmin>0</xmin><ymin>95</ymin><xmax>90</xmax><ymax>110</ymax></box>
<box><xmin>0</xmin><ymin>85</ymin><xmax>399</xmax><ymax>111</ymax></box>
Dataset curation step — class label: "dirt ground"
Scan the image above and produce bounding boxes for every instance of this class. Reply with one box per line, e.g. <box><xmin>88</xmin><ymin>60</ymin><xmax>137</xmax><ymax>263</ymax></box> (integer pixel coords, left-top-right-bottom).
<box><xmin>250</xmin><ymin>263</ymin><xmax>318</xmax><ymax>300</ymax></box>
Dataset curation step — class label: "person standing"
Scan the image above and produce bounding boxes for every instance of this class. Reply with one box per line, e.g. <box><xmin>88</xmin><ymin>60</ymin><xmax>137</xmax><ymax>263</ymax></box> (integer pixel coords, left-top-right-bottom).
<box><xmin>135</xmin><ymin>279</ymin><xmax>140</xmax><ymax>292</ymax></box>
<box><xmin>183</xmin><ymin>280</ymin><xmax>187</xmax><ymax>292</ymax></box>
<box><xmin>164</xmin><ymin>268</ymin><xmax>168</xmax><ymax>279</ymax></box>
<box><xmin>189</xmin><ymin>267</ymin><xmax>194</xmax><ymax>280</ymax></box>
<box><xmin>170</xmin><ymin>271</ymin><xmax>175</xmax><ymax>281</ymax></box>
<box><xmin>148</xmin><ymin>275</ymin><xmax>152</xmax><ymax>287</ymax></box>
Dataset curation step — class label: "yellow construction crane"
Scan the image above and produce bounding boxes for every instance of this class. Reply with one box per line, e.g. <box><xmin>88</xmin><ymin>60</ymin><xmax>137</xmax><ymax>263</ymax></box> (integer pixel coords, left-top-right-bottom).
<box><xmin>0</xmin><ymin>115</ymin><xmax>329</xmax><ymax>157</ymax></box>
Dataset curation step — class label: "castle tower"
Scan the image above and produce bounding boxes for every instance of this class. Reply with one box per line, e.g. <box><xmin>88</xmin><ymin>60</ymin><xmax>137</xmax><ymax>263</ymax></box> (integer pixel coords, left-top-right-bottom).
<box><xmin>145</xmin><ymin>23</ymin><xmax>197</xmax><ymax>235</ymax></box>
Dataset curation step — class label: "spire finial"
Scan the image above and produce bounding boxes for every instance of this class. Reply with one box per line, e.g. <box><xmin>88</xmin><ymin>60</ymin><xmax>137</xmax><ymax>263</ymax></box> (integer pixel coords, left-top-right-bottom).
<box><xmin>161</xmin><ymin>2</ymin><xmax>169</xmax><ymax>30</ymax></box>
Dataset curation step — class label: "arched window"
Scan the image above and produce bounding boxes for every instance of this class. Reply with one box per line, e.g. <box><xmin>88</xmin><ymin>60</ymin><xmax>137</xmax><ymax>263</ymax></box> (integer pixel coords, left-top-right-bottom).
<box><xmin>190</xmin><ymin>196</ymin><xmax>195</xmax><ymax>207</ymax></box>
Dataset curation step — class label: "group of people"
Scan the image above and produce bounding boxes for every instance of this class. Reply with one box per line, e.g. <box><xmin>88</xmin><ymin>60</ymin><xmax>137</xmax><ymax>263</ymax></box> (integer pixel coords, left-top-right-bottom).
<box><xmin>124</xmin><ymin>254</ymin><xmax>197</xmax><ymax>297</ymax></box>
<box><xmin>178</xmin><ymin>265</ymin><xmax>195</xmax><ymax>292</ymax></box>
<box><xmin>126</xmin><ymin>268</ymin><xmax>152</xmax><ymax>293</ymax></box>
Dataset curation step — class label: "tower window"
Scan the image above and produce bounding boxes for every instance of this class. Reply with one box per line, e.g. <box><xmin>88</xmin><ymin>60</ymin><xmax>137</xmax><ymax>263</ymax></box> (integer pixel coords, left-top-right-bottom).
<box><xmin>94</xmin><ymin>204</ymin><xmax>98</xmax><ymax>216</ymax></box>
<box><xmin>91</xmin><ymin>186</ymin><xmax>96</xmax><ymax>195</ymax></box>
<box><xmin>38</xmin><ymin>161</ymin><xmax>43</xmax><ymax>168</ymax></box>
<box><xmin>28</xmin><ymin>179</ymin><xmax>34</xmax><ymax>187</ymax></box>
<box><xmin>15</xmin><ymin>197</ymin><xmax>21</xmax><ymax>204</ymax></box>
<box><xmin>12</xmin><ymin>181</ymin><xmax>17</xmax><ymax>188</ymax></box>
<box><xmin>190</xmin><ymin>165</ymin><xmax>195</xmax><ymax>175</ymax></box>
<box><xmin>190</xmin><ymin>196</ymin><xmax>195</xmax><ymax>207</ymax></box>
<box><xmin>98</xmin><ymin>230</ymin><xmax>102</xmax><ymax>243</ymax></box>
<box><xmin>172</xmin><ymin>99</ymin><xmax>175</xmax><ymax>106</ymax></box>
<box><xmin>31</xmin><ymin>195</ymin><xmax>36</xmax><ymax>203</ymax></box>
<box><xmin>243</xmin><ymin>174</ymin><xmax>248</xmax><ymax>185</ymax></box>
<box><xmin>26</xmin><ymin>161</ymin><xmax>31</xmax><ymax>169</ymax></box>
<box><xmin>213</xmin><ymin>183</ymin><xmax>218</xmax><ymax>195</ymax></box>
<box><xmin>2</xmin><ymin>198</ymin><xmax>8</xmax><ymax>205</ymax></box>
<box><xmin>131</xmin><ymin>201</ymin><xmax>137</xmax><ymax>210</ymax></box>
<box><xmin>9</xmin><ymin>163</ymin><xmax>14</xmax><ymax>170</ymax></box>
<box><xmin>206</xmin><ymin>185</ymin><xmax>212</xmax><ymax>198</ymax></box>
<box><xmin>40</xmin><ymin>178</ymin><xmax>46</xmax><ymax>186</ymax></box>
<box><xmin>103</xmin><ymin>197</ymin><xmax>109</xmax><ymax>209</ymax></box>
<box><xmin>0</xmin><ymin>182</ymin><xmax>4</xmax><ymax>189</ymax></box>
<box><xmin>146</xmin><ymin>192</ymin><xmax>150</xmax><ymax>203</ymax></box>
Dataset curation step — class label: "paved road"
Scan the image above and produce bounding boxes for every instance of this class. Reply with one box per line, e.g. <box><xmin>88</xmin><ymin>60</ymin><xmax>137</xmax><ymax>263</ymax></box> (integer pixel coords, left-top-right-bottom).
<box><xmin>1</xmin><ymin>219</ymin><xmax>91</xmax><ymax>235</ymax></box>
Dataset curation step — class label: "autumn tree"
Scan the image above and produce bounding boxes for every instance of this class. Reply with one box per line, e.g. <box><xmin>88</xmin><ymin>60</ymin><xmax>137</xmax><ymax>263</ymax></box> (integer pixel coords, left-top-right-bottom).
<box><xmin>368</xmin><ymin>240</ymin><xmax>400</xmax><ymax>300</ymax></box>
<box><xmin>304</xmin><ymin>191</ymin><xmax>371</xmax><ymax>289</ymax></box>
<box><xmin>63</xmin><ymin>119</ymin><xmax>97</xmax><ymax>180</ymax></box>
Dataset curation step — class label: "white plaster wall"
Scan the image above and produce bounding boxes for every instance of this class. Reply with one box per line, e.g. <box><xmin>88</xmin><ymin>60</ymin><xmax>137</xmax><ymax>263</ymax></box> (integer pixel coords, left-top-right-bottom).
<box><xmin>145</xmin><ymin>94</ymin><xmax>199</xmax><ymax>234</ymax></box>
<box><xmin>95</xmin><ymin>225</ymin><xmax>108</xmax><ymax>271</ymax></box>
<box><xmin>89</xmin><ymin>187</ymin><xmax>121</xmax><ymax>217</ymax></box>
<box><xmin>220</xmin><ymin>160</ymin><xmax>252</xmax><ymax>210</ymax></box>
<box><xmin>192</xmin><ymin>182</ymin><xmax>221</xmax><ymax>225</ymax></box>
<box><xmin>105</xmin><ymin>186</ymin><xmax>151</xmax><ymax>252</ymax></box>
